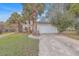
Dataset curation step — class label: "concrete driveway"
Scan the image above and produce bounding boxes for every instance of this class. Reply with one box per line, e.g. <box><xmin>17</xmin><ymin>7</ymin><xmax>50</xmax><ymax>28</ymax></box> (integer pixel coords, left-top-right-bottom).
<box><xmin>39</xmin><ymin>34</ymin><xmax>79</xmax><ymax>56</ymax></box>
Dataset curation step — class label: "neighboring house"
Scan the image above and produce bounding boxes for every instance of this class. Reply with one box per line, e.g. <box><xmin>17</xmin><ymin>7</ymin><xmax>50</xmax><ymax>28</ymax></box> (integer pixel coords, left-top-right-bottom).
<box><xmin>8</xmin><ymin>23</ymin><xmax>18</xmax><ymax>32</ymax></box>
<box><xmin>4</xmin><ymin>23</ymin><xmax>19</xmax><ymax>32</ymax></box>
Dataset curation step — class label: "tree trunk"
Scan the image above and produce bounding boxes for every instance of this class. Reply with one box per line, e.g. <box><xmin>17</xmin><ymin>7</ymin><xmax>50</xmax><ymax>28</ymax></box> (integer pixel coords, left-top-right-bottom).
<box><xmin>28</xmin><ymin>19</ymin><xmax>32</xmax><ymax>34</ymax></box>
<box><xmin>32</xmin><ymin>17</ymin><xmax>38</xmax><ymax>35</ymax></box>
<box><xmin>18</xmin><ymin>21</ymin><xmax>22</xmax><ymax>32</ymax></box>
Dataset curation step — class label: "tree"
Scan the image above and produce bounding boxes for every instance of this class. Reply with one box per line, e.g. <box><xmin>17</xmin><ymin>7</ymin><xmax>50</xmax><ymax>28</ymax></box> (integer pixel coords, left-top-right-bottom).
<box><xmin>51</xmin><ymin>12</ymin><xmax>74</xmax><ymax>33</ymax></box>
<box><xmin>22</xmin><ymin>3</ymin><xmax>45</xmax><ymax>34</ymax></box>
<box><xmin>69</xmin><ymin>4</ymin><xmax>79</xmax><ymax>17</ymax></box>
<box><xmin>68</xmin><ymin>4</ymin><xmax>79</xmax><ymax>34</ymax></box>
<box><xmin>7</xmin><ymin>12</ymin><xmax>22</xmax><ymax>32</ymax></box>
<box><xmin>23</xmin><ymin>4</ymin><xmax>45</xmax><ymax>19</ymax></box>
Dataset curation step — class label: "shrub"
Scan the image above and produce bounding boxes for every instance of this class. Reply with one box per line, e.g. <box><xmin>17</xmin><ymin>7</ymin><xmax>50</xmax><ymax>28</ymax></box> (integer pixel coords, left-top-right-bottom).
<box><xmin>75</xmin><ymin>22</ymin><xmax>79</xmax><ymax>33</ymax></box>
<box><xmin>51</xmin><ymin>12</ymin><xmax>74</xmax><ymax>33</ymax></box>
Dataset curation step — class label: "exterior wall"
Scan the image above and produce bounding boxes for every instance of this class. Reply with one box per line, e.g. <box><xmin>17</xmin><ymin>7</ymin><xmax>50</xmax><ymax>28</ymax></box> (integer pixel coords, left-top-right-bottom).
<box><xmin>22</xmin><ymin>24</ymin><xmax>28</xmax><ymax>32</ymax></box>
<box><xmin>22</xmin><ymin>20</ymin><xmax>33</xmax><ymax>32</ymax></box>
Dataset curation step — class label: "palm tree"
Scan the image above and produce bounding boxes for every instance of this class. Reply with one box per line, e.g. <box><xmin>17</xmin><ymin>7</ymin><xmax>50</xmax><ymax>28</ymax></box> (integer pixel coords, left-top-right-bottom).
<box><xmin>7</xmin><ymin>12</ymin><xmax>22</xmax><ymax>32</ymax></box>
<box><xmin>22</xmin><ymin>3</ymin><xmax>45</xmax><ymax>34</ymax></box>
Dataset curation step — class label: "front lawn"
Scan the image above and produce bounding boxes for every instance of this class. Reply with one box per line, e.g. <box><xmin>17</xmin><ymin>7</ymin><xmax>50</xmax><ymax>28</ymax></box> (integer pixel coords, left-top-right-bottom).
<box><xmin>0</xmin><ymin>33</ymin><xmax>39</xmax><ymax>56</ymax></box>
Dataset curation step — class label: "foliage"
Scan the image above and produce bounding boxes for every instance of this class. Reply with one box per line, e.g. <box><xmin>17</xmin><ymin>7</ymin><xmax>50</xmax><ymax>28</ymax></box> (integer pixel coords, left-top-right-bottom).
<box><xmin>68</xmin><ymin>4</ymin><xmax>79</xmax><ymax>34</ymax></box>
<box><xmin>7</xmin><ymin>12</ymin><xmax>22</xmax><ymax>24</ymax></box>
<box><xmin>69</xmin><ymin>4</ymin><xmax>79</xmax><ymax>17</ymax></box>
<box><xmin>22</xmin><ymin>4</ymin><xmax>45</xmax><ymax>33</ymax></box>
<box><xmin>75</xmin><ymin>22</ymin><xmax>79</xmax><ymax>33</ymax></box>
<box><xmin>22</xmin><ymin>3</ymin><xmax>45</xmax><ymax>21</ymax></box>
<box><xmin>51</xmin><ymin>12</ymin><xmax>74</xmax><ymax>32</ymax></box>
<box><xmin>6</xmin><ymin>12</ymin><xmax>23</xmax><ymax>32</ymax></box>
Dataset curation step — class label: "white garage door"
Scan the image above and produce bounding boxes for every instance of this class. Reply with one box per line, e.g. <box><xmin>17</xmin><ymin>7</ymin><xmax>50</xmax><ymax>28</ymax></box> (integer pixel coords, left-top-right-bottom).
<box><xmin>37</xmin><ymin>24</ymin><xmax>58</xmax><ymax>34</ymax></box>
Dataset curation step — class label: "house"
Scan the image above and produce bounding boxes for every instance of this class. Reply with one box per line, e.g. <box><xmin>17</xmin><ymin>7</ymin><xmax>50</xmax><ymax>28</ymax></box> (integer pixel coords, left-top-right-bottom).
<box><xmin>22</xmin><ymin>20</ymin><xmax>33</xmax><ymax>33</ymax></box>
<box><xmin>22</xmin><ymin>20</ymin><xmax>58</xmax><ymax>34</ymax></box>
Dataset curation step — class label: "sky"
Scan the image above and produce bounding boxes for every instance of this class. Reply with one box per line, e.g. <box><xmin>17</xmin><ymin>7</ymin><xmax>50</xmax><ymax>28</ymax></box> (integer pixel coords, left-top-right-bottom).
<box><xmin>37</xmin><ymin>4</ymin><xmax>49</xmax><ymax>21</ymax></box>
<box><xmin>0</xmin><ymin>3</ymin><xmax>22</xmax><ymax>22</ymax></box>
<box><xmin>0</xmin><ymin>3</ymin><xmax>48</xmax><ymax>22</ymax></box>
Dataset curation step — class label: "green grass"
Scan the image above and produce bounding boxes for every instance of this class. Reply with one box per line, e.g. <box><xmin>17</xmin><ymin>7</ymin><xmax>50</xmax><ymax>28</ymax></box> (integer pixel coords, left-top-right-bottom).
<box><xmin>0</xmin><ymin>33</ymin><xmax>39</xmax><ymax>56</ymax></box>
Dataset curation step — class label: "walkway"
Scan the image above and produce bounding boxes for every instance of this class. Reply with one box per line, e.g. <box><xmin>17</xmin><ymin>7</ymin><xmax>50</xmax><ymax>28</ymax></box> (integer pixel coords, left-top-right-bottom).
<box><xmin>0</xmin><ymin>33</ymin><xmax>15</xmax><ymax>38</ymax></box>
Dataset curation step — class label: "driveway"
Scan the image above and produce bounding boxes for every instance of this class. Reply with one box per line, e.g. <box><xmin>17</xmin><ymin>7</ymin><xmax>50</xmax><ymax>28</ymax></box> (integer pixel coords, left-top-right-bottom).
<box><xmin>39</xmin><ymin>34</ymin><xmax>79</xmax><ymax>56</ymax></box>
